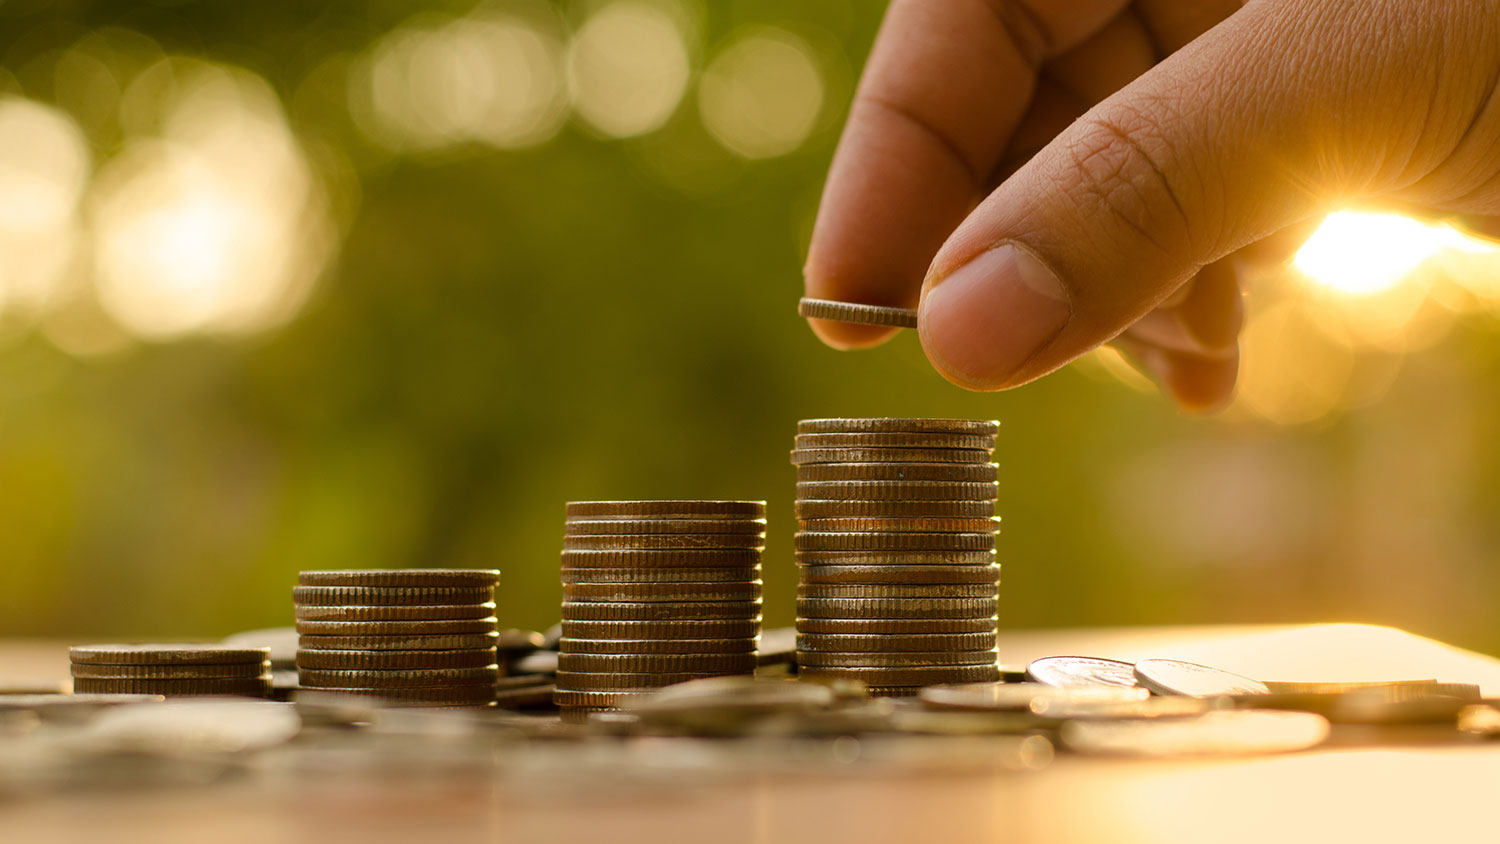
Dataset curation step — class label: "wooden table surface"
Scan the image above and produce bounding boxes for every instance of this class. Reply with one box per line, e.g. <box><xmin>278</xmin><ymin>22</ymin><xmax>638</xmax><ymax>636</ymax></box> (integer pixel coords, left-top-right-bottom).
<box><xmin>6</xmin><ymin>625</ymin><xmax>1499</xmax><ymax>844</ymax></box>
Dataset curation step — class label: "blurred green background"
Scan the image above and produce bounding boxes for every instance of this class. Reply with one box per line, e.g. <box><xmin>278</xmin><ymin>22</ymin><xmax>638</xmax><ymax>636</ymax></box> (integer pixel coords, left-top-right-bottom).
<box><xmin>1</xmin><ymin>0</ymin><xmax>1498</xmax><ymax>655</ymax></box>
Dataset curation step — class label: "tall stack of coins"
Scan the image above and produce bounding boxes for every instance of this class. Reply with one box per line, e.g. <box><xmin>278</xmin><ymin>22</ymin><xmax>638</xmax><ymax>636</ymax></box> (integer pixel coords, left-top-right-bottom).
<box><xmin>792</xmin><ymin>418</ymin><xmax>1001</xmax><ymax>696</ymax></box>
<box><xmin>556</xmin><ymin>501</ymin><xmax>765</xmax><ymax>715</ymax></box>
<box><xmin>70</xmin><ymin>645</ymin><xmax>272</xmax><ymax>697</ymax></box>
<box><xmin>294</xmin><ymin>569</ymin><xmax>501</xmax><ymax>708</ymax></box>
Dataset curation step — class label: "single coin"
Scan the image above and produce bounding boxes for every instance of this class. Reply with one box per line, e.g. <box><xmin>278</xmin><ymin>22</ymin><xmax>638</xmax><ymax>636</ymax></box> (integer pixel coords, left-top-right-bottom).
<box><xmin>796</xmin><ymin>481</ymin><xmax>998</xmax><ymax>501</ymax></box>
<box><xmin>563</xmin><ymin>533</ymin><xmax>765</xmax><ymax>551</ymax></box>
<box><xmin>556</xmin><ymin>670</ymin><xmax>749</xmax><ymax>691</ymax></box>
<box><xmin>294</xmin><ymin>602</ymin><xmax>497</xmax><ymax>622</ymax></box>
<box><xmin>565</xmin><ymin>501</ymin><xmax>766</xmax><ymax>520</ymax></box>
<box><xmin>799</xmin><ymin>664</ymin><xmax>999</xmax><ymax>684</ymax></box>
<box><xmin>796</xmin><ymin>617</ymin><xmax>996</xmax><ymax>635</ymax></box>
<box><xmin>558</xmin><ymin>653</ymin><xmax>758</xmax><ymax>673</ymax></box>
<box><xmin>562</xmin><ymin>566</ymin><xmax>761</xmax><ymax>584</ymax></box>
<box><xmin>795</xmin><ymin>532</ymin><xmax>995</xmax><ymax>552</ymax></box>
<box><xmin>797</xmin><ymin>632</ymin><xmax>997</xmax><ymax>653</ymax></box>
<box><xmin>1133</xmin><ymin>659</ymin><xmax>1270</xmax><ymax>697</ymax></box>
<box><xmin>70</xmin><ymin>662</ymin><xmax>270</xmax><ymax>680</ymax></box>
<box><xmin>295</xmin><ymin>648</ymin><xmax>498</xmax><ymax>670</ymax></box>
<box><xmin>295</xmin><ymin>683</ymin><xmax>497</xmax><ymax>704</ymax></box>
<box><xmin>297</xmin><ymin>666</ymin><xmax>497</xmax><ymax>688</ymax></box>
<box><xmin>561</xmin><ymin>601</ymin><xmax>762</xmax><ymax>621</ymax></box>
<box><xmin>920</xmin><ymin>682</ymin><xmax>1151</xmax><ymax>711</ymax></box>
<box><xmin>796</xmin><ymin>583</ymin><xmax>996</xmax><ymax>599</ymax></box>
<box><xmin>796</xmin><ymin>517</ymin><xmax>1001</xmax><ymax>533</ymax></box>
<box><xmin>560</xmin><ymin>637</ymin><xmax>759</xmax><ymax>655</ymax></box>
<box><xmin>512</xmin><ymin>650</ymin><xmax>558</xmax><ymax>674</ymax></box>
<box><xmin>797</xmin><ymin>297</ymin><xmax>918</xmax><ymax>329</ymax></box>
<box><xmin>561</xmin><ymin>618</ymin><xmax>761</xmax><ymax>639</ymax></box>
<box><xmin>795</xmin><ymin>550</ymin><xmax>997</xmax><ymax>567</ymax></box>
<box><xmin>71</xmin><ymin>677</ymin><xmax>272</xmax><ymax>696</ymax></box>
<box><xmin>295</xmin><ymin>633</ymin><xmax>499</xmax><ymax>651</ymax></box>
<box><xmin>291</xmin><ymin>586</ymin><xmax>494</xmax><ymax>607</ymax></box>
<box><xmin>795</xmin><ymin>432</ymin><xmax>994</xmax><ymax>451</ymax></box>
<box><xmin>560</xmin><ymin>549</ymin><xmax>763</xmax><ymax>568</ymax></box>
<box><xmin>564</xmin><ymin>518</ymin><xmax>767</xmax><ymax>536</ymax></box>
<box><xmin>799</xmin><ymin>564</ymin><xmax>1001</xmax><ymax>585</ymax></box>
<box><xmin>791</xmin><ymin>447</ymin><xmax>995</xmax><ymax>466</ymax></box>
<box><xmin>797</xmin><ymin>463</ymin><xmax>998</xmax><ymax>483</ymax></box>
<box><xmin>553</xmin><ymin>689</ymin><xmax>655</xmax><ymax>708</ymax></box>
<box><xmin>795</xmin><ymin>499</ymin><xmax>996</xmax><ymax>520</ymax></box>
<box><xmin>294</xmin><ymin>618</ymin><xmax>498</xmax><ymax>636</ymax></box>
<box><xmin>797</xmin><ymin>650</ymin><xmax>999</xmax><ymax>668</ymax></box>
<box><xmin>1058</xmin><ymin>710</ymin><xmax>1331</xmax><ymax>757</ymax></box>
<box><xmin>564</xmin><ymin>582</ymin><xmax>762</xmax><ymax>603</ymax></box>
<box><xmin>493</xmin><ymin>681</ymin><xmax>557</xmax><ymax>709</ymax></box>
<box><xmin>1026</xmin><ymin>656</ymin><xmax>1140</xmax><ymax>689</ymax></box>
<box><xmin>798</xmin><ymin>418</ymin><xmax>1000</xmax><ymax>436</ymax></box>
<box><xmin>298</xmin><ymin>569</ymin><xmax>500</xmax><ymax>588</ymax></box>
<box><xmin>69</xmin><ymin>644</ymin><xmax>271</xmax><ymax>666</ymax></box>
<box><xmin>796</xmin><ymin>597</ymin><xmax>999</xmax><ymax>619</ymax></box>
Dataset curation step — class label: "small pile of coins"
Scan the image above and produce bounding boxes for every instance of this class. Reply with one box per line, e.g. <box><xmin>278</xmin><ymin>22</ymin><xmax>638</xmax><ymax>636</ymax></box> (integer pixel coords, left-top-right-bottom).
<box><xmin>69</xmin><ymin>644</ymin><xmax>272</xmax><ymax>697</ymax></box>
<box><xmin>792</xmin><ymin>418</ymin><xmax>1002</xmax><ymax>695</ymax></box>
<box><xmin>294</xmin><ymin>569</ymin><xmax>501</xmax><ymax>707</ymax></box>
<box><xmin>556</xmin><ymin>500</ymin><xmax>765</xmax><ymax>716</ymax></box>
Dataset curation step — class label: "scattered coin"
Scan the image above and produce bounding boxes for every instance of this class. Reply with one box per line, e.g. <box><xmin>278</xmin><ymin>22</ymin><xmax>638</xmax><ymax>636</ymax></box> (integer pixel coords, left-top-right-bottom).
<box><xmin>295</xmin><ymin>649</ymin><xmax>499</xmax><ymax>670</ymax></box>
<box><xmin>794</xmin><ymin>500</ymin><xmax>997</xmax><ymax>520</ymax></box>
<box><xmin>296</xmin><ymin>666</ymin><xmax>498</xmax><ymax>689</ymax></box>
<box><xmin>565</xmin><ymin>501</ymin><xmax>766</xmax><ymax>520</ymax></box>
<box><xmin>493</xmin><ymin>675</ymin><xmax>556</xmax><ymax>709</ymax></box>
<box><xmin>798</xmin><ymin>664</ymin><xmax>999</xmax><ymax>685</ymax></box>
<box><xmin>563</xmin><ymin>582</ymin><xmax>763</xmax><ymax>602</ymax></box>
<box><xmin>1027</xmin><ymin>656</ymin><xmax>1140</xmax><ymax>689</ymax></box>
<box><xmin>796</xmin><ymin>463</ymin><xmax>998</xmax><ymax>483</ymax></box>
<box><xmin>796</xmin><ymin>583</ymin><xmax>996</xmax><ymax>599</ymax></box>
<box><xmin>1058</xmin><ymin>710</ymin><xmax>1330</xmax><ymax>757</ymax></box>
<box><xmin>920</xmin><ymin>683</ymin><xmax>1150</xmax><ymax>711</ymax></box>
<box><xmin>561</xmin><ymin>619</ymin><xmax>762</xmax><ymax>639</ymax></box>
<box><xmin>795</xmin><ymin>617</ymin><xmax>997</xmax><ymax>635</ymax></box>
<box><xmin>562</xmin><ymin>566</ymin><xmax>762</xmax><ymax>584</ymax></box>
<box><xmin>69</xmin><ymin>645</ymin><xmax>271</xmax><ymax>666</ymax></box>
<box><xmin>797</xmin><ymin>297</ymin><xmax>918</xmax><ymax>329</ymax></box>
<box><xmin>294</xmin><ymin>618</ymin><xmax>500</xmax><ymax>636</ymax></box>
<box><xmin>796</xmin><ymin>481</ymin><xmax>999</xmax><ymax>501</ymax></box>
<box><xmin>298</xmin><ymin>569</ymin><xmax>500</xmax><ymax>588</ymax></box>
<box><xmin>564</xmin><ymin>518</ymin><xmax>767</xmax><ymax>536</ymax></box>
<box><xmin>797</xmin><ymin>650</ymin><xmax>999</xmax><ymax>668</ymax></box>
<box><xmin>795</xmin><ymin>531</ymin><xmax>996</xmax><ymax>552</ymax></box>
<box><xmin>561</xmin><ymin>601</ymin><xmax>762</xmax><ymax>621</ymax></box>
<box><xmin>1134</xmin><ymin>659</ymin><xmax>1270</xmax><ymax>697</ymax></box>
<box><xmin>559</xmin><ymin>637</ymin><xmax>759</xmax><ymax>655</ymax></box>
<box><xmin>796</xmin><ymin>597</ymin><xmax>999</xmax><ymax>619</ymax></box>
<box><xmin>558</xmin><ymin>653</ymin><xmax>758</xmax><ymax>673</ymax></box>
<box><xmin>797</xmin><ymin>632</ymin><xmax>998</xmax><ymax>653</ymax></box>
<box><xmin>294</xmin><ymin>633</ymin><xmax>499</xmax><ymax>651</ymax></box>
<box><xmin>293</xmin><ymin>603</ymin><xmax>498</xmax><ymax>621</ymax></box>
<box><xmin>791</xmin><ymin>447</ymin><xmax>995</xmax><ymax>465</ymax></box>
<box><xmin>795</xmin><ymin>432</ymin><xmax>995</xmax><ymax>451</ymax></box>
<box><xmin>799</xmin><ymin>564</ymin><xmax>1001</xmax><ymax>584</ymax></box>
<box><xmin>291</xmin><ymin>586</ymin><xmax>495</xmax><ymax>607</ymax></box>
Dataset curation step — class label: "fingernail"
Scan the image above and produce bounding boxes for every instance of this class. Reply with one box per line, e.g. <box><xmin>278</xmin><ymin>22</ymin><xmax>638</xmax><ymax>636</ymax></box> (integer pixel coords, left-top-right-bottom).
<box><xmin>919</xmin><ymin>244</ymin><xmax>1071</xmax><ymax>387</ymax></box>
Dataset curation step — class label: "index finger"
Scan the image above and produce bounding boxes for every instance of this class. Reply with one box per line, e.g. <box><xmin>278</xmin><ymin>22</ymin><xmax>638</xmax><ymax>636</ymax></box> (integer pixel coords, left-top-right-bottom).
<box><xmin>804</xmin><ymin>0</ymin><xmax>1128</xmax><ymax>348</ymax></box>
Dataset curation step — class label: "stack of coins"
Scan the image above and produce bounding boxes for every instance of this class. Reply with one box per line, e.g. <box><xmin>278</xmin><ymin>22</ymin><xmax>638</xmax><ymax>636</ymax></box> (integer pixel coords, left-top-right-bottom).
<box><xmin>556</xmin><ymin>501</ymin><xmax>765</xmax><ymax>716</ymax></box>
<box><xmin>70</xmin><ymin>644</ymin><xmax>272</xmax><ymax>697</ymax></box>
<box><xmin>294</xmin><ymin>569</ymin><xmax>501</xmax><ymax>708</ymax></box>
<box><xmin>792</xmin><ymin>418</ymin><xmax>1002</xmax><ymax>696</ymax></box>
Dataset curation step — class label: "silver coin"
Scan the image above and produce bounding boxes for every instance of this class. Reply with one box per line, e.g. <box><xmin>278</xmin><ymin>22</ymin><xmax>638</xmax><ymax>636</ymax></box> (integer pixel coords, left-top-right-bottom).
<box><xmin>1058</xmin><ymin>710</ymin><xmax>1330</xmax><ymax>757</ymax></box>
<box><xmin>797</xmin><ymin>298</ymin><xmax>917</xmax><ymax>329</ymax></box>
<box><xmin>1026</xmin><ymin>656</ymin><xmax>1139</xmax><ymax>689</ymax></box>
<box><xmin>1133</xmin><ymin>659</ymin><xmax>1270</xmax><ymax>697</ymax></box>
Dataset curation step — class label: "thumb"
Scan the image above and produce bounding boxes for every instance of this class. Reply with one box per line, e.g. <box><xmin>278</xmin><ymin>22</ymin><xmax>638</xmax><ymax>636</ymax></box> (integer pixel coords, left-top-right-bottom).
<box><xmin>916</xmin><ymin>1</ymin><xmax>1440</xmax><ymax>391</ymax></box>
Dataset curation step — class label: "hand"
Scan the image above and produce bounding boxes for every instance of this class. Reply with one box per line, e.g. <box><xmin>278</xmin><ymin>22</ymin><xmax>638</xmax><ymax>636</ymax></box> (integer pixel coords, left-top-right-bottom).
<box><xmin>803</xmin><ymin>0</ymin><xmax>1500</xmax><ymax>410</ymax></box>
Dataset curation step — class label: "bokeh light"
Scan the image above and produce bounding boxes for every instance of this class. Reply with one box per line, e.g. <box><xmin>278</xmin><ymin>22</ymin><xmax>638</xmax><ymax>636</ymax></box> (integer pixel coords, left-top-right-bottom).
<box><xmin>566</xmin><ymin>1</ymin><xmax>691</xmax><ymax>138</ymax></box>
<box><xmin>0</xmin><ymin>97</ymin><xmax>89</xmax><ymax>315</ymax></box>
<box><xmin>699</xmin><ymin>28</ymin><xmax>823</xmax><ymax>159</ymax></box>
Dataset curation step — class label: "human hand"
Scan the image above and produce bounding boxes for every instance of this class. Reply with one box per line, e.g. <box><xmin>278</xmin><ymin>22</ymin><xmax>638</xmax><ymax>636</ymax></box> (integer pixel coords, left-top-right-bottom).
<box><xmin>803</xmin><ymin>0</ymin><xmax>1500</xmax><ymax>410</ymax></box>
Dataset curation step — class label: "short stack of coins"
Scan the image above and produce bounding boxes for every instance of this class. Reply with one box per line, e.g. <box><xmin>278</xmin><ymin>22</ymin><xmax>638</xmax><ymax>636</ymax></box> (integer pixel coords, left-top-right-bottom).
<box><xmin>556</xmin><ymin>500</ymin><xmax>765</xmax><ymax>715</ymax></box>
<box><xmin>70</xmin><ymin>644</ymin><xmax>272</xmax><ymax>697</ymax></box>
<box><xmin>792</xmin><ymin>418</ymin><xmax>1001</xmax><ymax>695</ymax></box>
<box><xmin>294</xmin><ymin>569</ymin><xmax>501</xmax><ymax>708</ymax></box>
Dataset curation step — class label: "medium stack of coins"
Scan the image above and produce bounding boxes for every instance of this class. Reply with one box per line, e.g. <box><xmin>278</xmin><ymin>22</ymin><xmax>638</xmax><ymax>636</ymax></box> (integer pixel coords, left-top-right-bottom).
<box><xmin>792</xmin><ymin>418</ymin><xmax>1001</xmax><ymax>696</ymax></box>
<box><xmin>556</xmin><ymin>501</ymin><xmax>765</xmax><ymax>715</ymax></box>
<box><xmin>294</xmin><ymin>569</ymin><xmax>501</xmax><ymax>708</ymax></box>
<box><xmin>70</xmin><ymin>644</ymin><xmax>272</xmax><ymax>697</ymax></box>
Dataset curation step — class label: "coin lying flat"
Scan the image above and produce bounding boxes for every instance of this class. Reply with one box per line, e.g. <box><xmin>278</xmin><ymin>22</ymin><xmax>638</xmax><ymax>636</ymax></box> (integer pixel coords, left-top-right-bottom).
<box><xmin>492</xmin><ymin>675</ymin><xmax>556</xmax><ymax>708</ymax></box>
<box><xmin>563</xmin><ymin>518</ymin><xmax>767</xmax><ymax>536</ymax></box>
<box><xmin>553</xmin><ymin>689</ymin><xmax>655</xmax><ymax>708</ymax></box>
<box><xmin>796</xmin><ymin>597</ymin><xmax>999</xmax><ymax>619</ymax></box>
<box><xmin>294</xmin><ymin>618</ymin><xmax>499</xmax><ymax>636</ymax></box>
<box><xmin>799</xmin><ymin>564</ymin><xmax>1001</xmax><ymax>585</ymax></box>
<box><xmin>292</xmin><ymin>586</ymin><xmax>494</xmax><ymax>607</ymax></box>
<box><xmin>797</xmin><ymin>632</ymin><xmax>997</xmax><ymax>653</ymax></box>
<box><xmin>796</xmin><ymin>583</ymin><xmax>996</xmax><ymax>599</ymax></box>
<box><xmin>72</xmin><ymin>677</ymin><xmax>273</xmax><ymax>696</ymax></box>
<box><xmin>563</xmin><ymin>582</ymin><xmax>763</xmax><ymax>603</ymax></box>
<box><xmin>795</xmin><ymin>550</ymin><xmax>997</xmax><ymax>567</ymax></box>
<box><xmin>560</xmin><ymin>549</ymin><xmax>763</xmax><ymax>568</ymax></box>
<box><xmin>1059</xmin><ymin>710</ymin><xmax>1331</xmax><ymax>757</ymax></box>
<box><xmin>565</xmin><ymin>501</ymin><xmax>766</xmax><ymax>520</ymax></box>
<box><xmin>70</xmin><ymin>645</ymin><xmax>272</xmax><ymax>666</ymax></box>
<box><xmin>797</xmin><ymin>297</ymin><xmax>918</xmax><ymax>329</ymax></box>
<box><xmin>1026</xmin><ymin>656</ymin><xmax>1140</xmax><ymax>689</ymax></box>
<box><xmin>1134</xmin><ymin>659</ymin><xmax>1270</xmax><ymax>697</ymax></box>
<box><xmin>795</xmin><ymin>532</ymin><xmax>996</xmax><ymax>552</ymax></box>
<box><xmin>561</xmin><ymin>619</ymin><xmax>762</xmax><ymax>639</ymax></box>
<box><xmin>563</xmin><ymin>533</ymin><xmax>766</xmax><ymax>551</ymax></box>
<box><xmin>799</xmin><ymin>664</ymin><xmax>1000</xmax><ymax>685</ymax></box>
<box><xmin>797</xmin><ymin>418</ymin><xmax>1000</xmax><ymax>436</ymax></box>
<box><xmin>797</xmin><ymin>650</ymin><xmax>999</xmax><ymax>668</ymax></box>
<box><xmin>298</xmin><ymin>569</ymin><xmax>500</xmax><ymax>588</ymax></box>
<box><xmin>295</xmin><ymin>648</ymin><xmax>499</xmax><ymax>670</ymax></box>
<box><xmin>559</xmin><ymin>637</ymin><xmax>759</xmax><ymax>655</ymax></box>
<box><xmin>558</xmin><ymin>653</ymin><xmax>758</xmax><ymax>673</ymax></box>
<box><xmin>561</xmin><ymin>566</ymin><xmax>762</xmax><ymax>584</ymax></box>
<box><xmin>795</xmin><ymin>500</ymin><xmax>997</xmax><ymax>520</ymax></box>
<box><xmin>297</xmin><ymin>666</ymin><xmax>498</xmax><ymax>689</ymax></box>
<box><xmin>796</xmin><ymin>517</ymin><xmax>1001</xmax><ymax>534</ymax></box>
<box><xmin>920</xmin><ymin>682</ymin><xmax>1150</xmax><ymax>711</ymax></box>
<box><xmin>296</xmin><ymin>683</ymin><xmax>497</xmax><ymax>704</ymax></box>
<box><xmin>797</xmin><ymin>463</ymin><xmax>999</xmax><ymax>483</ymax></box>
<box><xmin>791</xmin><ymin>447</ymin><xmax>996</xmax><ymax>466</ymax></box>
<box><xmin>561</xmin><ymin>601</ymin><xmax>762</xmax><ymax>621</ymax></box>
<box><xmin>295</xmin><ymin>633</ymin><xmax>499</xmax><ymax>651</ymax></box>
<box><xmin>796</xmin><ymin>481</ymin><xmax>999</xmax><ymax>501</ymax></box>
<box><xmin>795</xmin><ymin>433</ymin><xmax>995</xmax><ymax>451</ymax></box>
<box><xmin>796</xmin><ymin>617</ymin><xmax>996</xmax><ymax>635</ymax></box>
<box><xmin>69</xmin><ymin>662</ymin><xmax>271</xmax><ymax>679</ymax></box>
<box><xmin>556</xmin><ymin>670</ymin><xmax>750</xmax><ymax>691</ymax></box>
<box><xmin>294</xmin><ymin>603</ymin><xmax>498</xmax><ymax>622</ymax></box>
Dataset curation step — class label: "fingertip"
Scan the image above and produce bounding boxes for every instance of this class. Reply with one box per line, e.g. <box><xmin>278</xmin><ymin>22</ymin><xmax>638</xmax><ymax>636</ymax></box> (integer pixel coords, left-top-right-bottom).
<box><xmin>1161</xmin><ymin>351</ymin><xmax>1239</xmax><ymax>413</ymax></box>
<box><xmin>807</xmin><ymin>317</ymin><xmax>900</xmax><ymax>350</ymax></box>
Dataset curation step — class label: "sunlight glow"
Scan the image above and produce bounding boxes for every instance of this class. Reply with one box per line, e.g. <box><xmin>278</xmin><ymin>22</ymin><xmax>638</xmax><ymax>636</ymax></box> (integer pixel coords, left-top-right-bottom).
<box><xmin>1294</xmin><ymin>211</ymin><xmax>1484</xmax><ymax>296</ymax></box>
